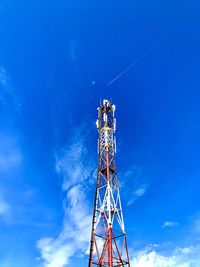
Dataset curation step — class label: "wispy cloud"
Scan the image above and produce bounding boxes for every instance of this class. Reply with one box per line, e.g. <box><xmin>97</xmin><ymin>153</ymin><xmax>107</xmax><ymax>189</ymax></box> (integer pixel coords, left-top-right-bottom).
<box><xmin>192</xmin><ymin>217</ymin><xmax>200</xmax><ymax>235</ymax></box>
<box><xmin>162</xmin><ymin>221</ymin><xmax>179</xmax><ymax>229</ymax></box>
<box><xmin>0</xmin><ymin>189</ymin><xmax>11</xmax><ymax>223</ymax></box>
<box><xmin>37</xmin><ymin>124</ymin><xmax>95</xmax><ymax>267</ymax></box>
<box><xmin>130</xmin><ymin>215</ymin><xmax>200</xmax><ymax>266</ymax></box>
<box><xmin>0</xmin><ymin>134</ymin><xmax>22</xmax><ymax>173</ymax></box>
<box><xmin>127</xmin><ymin>184</ymin><xmax>148</xmax><ymax>206</ymax></box>
<box><xmin>0</xmin><ymin>67</ymin><xmax>21</xmax><ymax>112</ymax></box>
<box><xmin>121</xmin><ymin>165</ymin><xmax>149</xmax><ymax>206</ymax></box>
<box><xmin>0</xmin><ymin>196</ymin><xmax>10</xmax><ymax>217</ymax></box>
<box><xmin>55</xmin><ymin>127</ymin><xmax>94</xmax><ymax>191</ymax></box>
<box><xmin>69</xmin><ymin>39</ymin><xmax>79</xmax><ymax>63</ymax></box>
<box><xmin>130</xmin><ymin>245</ymin><xmax>200</xmax><ymax>267</ymax></box>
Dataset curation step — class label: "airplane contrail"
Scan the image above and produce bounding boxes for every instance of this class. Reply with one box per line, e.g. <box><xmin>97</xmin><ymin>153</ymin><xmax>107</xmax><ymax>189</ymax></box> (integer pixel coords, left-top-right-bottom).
<box><xmin>107</xmin><ymin>47</ymin><xmax>152</xmax><ymax>86</ymax></box>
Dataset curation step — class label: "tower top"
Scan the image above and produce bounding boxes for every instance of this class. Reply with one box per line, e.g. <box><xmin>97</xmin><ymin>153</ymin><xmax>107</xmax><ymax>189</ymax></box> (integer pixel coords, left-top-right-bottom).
<box><xmin>96</xmin><ymin>99</ymin><xmax>116</xmax><ymax>132</ymax></box>
<box><xmin>98</xmin><ymin>99</ymin><xmax>116</xmax><ymax>112</ymax></box>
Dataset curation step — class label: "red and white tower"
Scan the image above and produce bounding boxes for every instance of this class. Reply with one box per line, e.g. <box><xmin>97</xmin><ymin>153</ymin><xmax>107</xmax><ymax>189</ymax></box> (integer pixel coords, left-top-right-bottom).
<box><xmin>89</xmin><ymin>100</ymin><xmax>130</xmax><ymax>267</ymax></box>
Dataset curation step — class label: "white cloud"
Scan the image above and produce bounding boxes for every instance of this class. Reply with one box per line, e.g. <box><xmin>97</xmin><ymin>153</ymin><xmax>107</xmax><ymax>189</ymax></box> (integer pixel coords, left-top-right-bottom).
<box><xmin>69</xmin><ymin>39</ymin><xmax>79</xmax><ymax>63</ymax></box>
<box><xmin>0</xmin><ymin>67</ymin><xmax>21</xmax><ymax>111</ymax></box>
<box><xmin>192</xmin><ymin>217</ymin><xmax>200</xmax><ymax>234</ymax></box>
<box><xmin>127</xmin><ymin>184</ymin><xmax>148</xmax><ymax>206</ymax></box>
<box><xmin>55</xmin><ymin>141</ymin><xmax>93</xmax><ymax>191</ymax></box>
<box><xmin>162</xmin><ymin>221</ymin><xmax>179</xmax><ymax>229</ymax></box>
<box><xmin>121</xmin><ymin>165</ymin><xmax>149</xmax><ymax>206</ymax></box>
<box><xmin>37</xmin><ymin>125</ymin><xmax>95</xmax><ymax>267</ymax></box>
<box><xmin>0</xmin><ymin>197</ymin><xmax>10</xmax><ymax>216</ymax></box>
<box><xmin>0</xmin><ymin>134</ymin><xmax>22</xmax><ymax>173</ymax></box>
<box><xmin>134</xmin><ymin>186</ymin><xmax>147</xmax><ymax>197</ymax></box>
<box><xmin>130</xmin><ymin>245</ymin><xmax>200</xmax><ymax>267</ymax></box>
<box><xmin>0</xmin><ymin>190</ymin><xmax>11</xmax><ymax>221</ymax></box>
<box><xmin>37</xmin><ymin>237</ymin><xmax>74</xmax><ymax>267</ymax></box>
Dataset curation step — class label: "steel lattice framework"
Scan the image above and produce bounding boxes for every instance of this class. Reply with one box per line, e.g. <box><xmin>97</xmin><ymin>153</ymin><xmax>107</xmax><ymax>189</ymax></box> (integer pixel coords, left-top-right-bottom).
<box><xmin>88</xmin><ymin>100</ymin><xmax>130</xmax><ymax>267</ymax></box>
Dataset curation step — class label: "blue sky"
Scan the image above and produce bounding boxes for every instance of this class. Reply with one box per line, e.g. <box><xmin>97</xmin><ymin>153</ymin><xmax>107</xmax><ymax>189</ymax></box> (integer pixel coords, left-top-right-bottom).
<box><xmin>0</xmin><ymin>0</ymin><xmax>200</xmax><ymax>266</ymax></box>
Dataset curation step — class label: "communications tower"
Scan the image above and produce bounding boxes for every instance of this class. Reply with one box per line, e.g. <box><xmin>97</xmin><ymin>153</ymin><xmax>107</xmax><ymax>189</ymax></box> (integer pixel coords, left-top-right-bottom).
<box><xmin>88</xmin><ymin>100</ymin><xmax>130</xmax><ymax>267</ymax></box>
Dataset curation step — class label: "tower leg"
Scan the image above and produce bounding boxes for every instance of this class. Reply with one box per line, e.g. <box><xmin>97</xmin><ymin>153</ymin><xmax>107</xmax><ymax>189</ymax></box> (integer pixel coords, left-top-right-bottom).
<box><xmin>108</xmin><ymin>226</ymin><xmax>113</xmax><ymax>267</ymax></box>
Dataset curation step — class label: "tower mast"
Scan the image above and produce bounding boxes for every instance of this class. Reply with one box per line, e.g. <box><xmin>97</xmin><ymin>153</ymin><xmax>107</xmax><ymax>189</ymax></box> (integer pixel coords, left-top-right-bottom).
<box><xmin>89</xmin><ymin>99</ymin><xmax>130</xmax><ymax>267</ymax></box>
